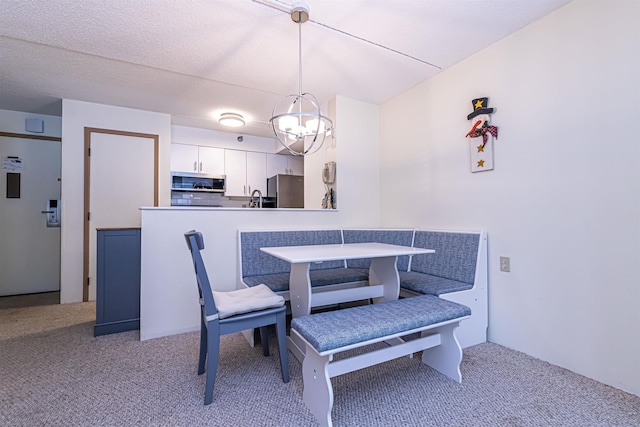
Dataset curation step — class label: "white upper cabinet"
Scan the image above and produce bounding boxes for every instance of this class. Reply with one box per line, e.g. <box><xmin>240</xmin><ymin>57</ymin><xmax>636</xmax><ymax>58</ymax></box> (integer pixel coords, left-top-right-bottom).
<box><xmin>266</xmin><ymin>154</ymin><xmax>304</xmax><ymax>177</ymax></box>
<box><xmin>266</xmin><ymin>154</ymin><xmax>288</xmax><ymax>178</ymax></box>
<box><xmin>288</xmin><ymin>156</ymin><xmax>304</xmax><ymax>175</ymax></box>
<box><xmin>246</xmin><ymin>151</ymin><xmax>267</xmax><ymax>195</ymax></box>
<box><xmin>224</xmin><ymin>150</ymin><xmax>266</xmax><ymax>197</ymax></box>
<box><xmin>172</xmin><ymin>142</ymin><xmax>279</xmax><ymax>198</ymax></box>
<box><xmin>171</xmin><ymin>143</ymin><xmax>224</xmax><ymax>175</ymax></box>
<box><xmin>224</xmin><ymin>149</ymin><xmax>247</xmax><ymax>197</ymax></box>
<box><xmin>171</xmin><ymin>144</ymin><xmax>198</xmax><ymax>173</ymax></box>
<box><xmin>198</xmin><ymin>146</ymin><xmax>225</xmax><ymax>175</ymax></box>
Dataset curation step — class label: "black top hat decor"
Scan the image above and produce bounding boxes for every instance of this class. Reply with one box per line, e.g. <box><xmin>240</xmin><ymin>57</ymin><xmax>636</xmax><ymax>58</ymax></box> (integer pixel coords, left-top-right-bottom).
<box><xmin>467</xmin><ymin>97</ymin><xmax>494</xmax><ymax>120</ymax></box>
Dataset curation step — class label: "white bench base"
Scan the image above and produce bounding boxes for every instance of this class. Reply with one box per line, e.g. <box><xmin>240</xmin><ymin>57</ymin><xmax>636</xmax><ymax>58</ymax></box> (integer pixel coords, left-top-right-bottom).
<box><xmin>291</xmin><ymin>317</ymin><xmax>467</xmax><ymax>427</ymax></box>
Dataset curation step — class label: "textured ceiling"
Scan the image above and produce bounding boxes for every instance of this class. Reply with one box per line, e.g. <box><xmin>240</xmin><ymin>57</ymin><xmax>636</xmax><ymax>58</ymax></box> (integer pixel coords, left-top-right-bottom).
<box><xmin>0</xmin><ymin>0</ymin><xmax>572</xmax><ymax>137</ymax></box>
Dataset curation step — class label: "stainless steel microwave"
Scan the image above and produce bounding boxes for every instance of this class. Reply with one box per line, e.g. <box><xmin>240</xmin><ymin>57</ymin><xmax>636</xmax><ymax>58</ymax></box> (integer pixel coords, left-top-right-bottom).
<box><xmin>170</xmin><ymin>172</ymin><xmax>226</xmax><ymax>193</ymax></box>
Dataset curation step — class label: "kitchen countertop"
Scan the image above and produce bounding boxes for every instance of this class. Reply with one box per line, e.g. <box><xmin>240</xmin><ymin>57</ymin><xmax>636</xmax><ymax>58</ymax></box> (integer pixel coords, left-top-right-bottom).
<box><xmin>139</xmin><ymin>206</ymin><xmax>336</xmax><ymax>212</ymax></box>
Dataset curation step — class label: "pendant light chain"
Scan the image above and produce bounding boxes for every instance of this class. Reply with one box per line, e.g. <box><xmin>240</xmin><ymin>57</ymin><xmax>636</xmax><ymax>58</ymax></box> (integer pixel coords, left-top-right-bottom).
<box><xmin>298</xmin><ymin>18</ymin><xmax>303</xmax><ymax>99</ymax></box>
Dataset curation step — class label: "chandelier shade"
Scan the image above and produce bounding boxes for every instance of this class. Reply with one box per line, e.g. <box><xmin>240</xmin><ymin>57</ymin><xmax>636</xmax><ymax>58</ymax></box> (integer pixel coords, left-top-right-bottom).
<box><xmin>269</xmin><ymin>3</ymin><xmax>333</xmax><ymax>156</ymax></box>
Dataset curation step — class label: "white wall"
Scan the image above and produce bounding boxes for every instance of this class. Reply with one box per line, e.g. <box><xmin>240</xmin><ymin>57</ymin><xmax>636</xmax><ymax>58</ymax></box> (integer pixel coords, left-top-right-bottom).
<box><xmin>0</xmin><ymin>109</ymin><xmax>61</xmax><ymax>137</ymax></box>
<box><xmin>379</xmin><ymin>0</ymin><xmax>640</xmax><ymax>396</ymax></box>
<box><xmin>172</xmin><ymin>125</ymin><xmax>276</xmax><ymax>152</ymax></box>
<box><xmin>305</xmin><ymin>97</ymin><xmax>338</xmax><ymax>209</ymax></box>
<box><xmin>140</xmin><ymin>96</ymin><xmax>381</xmax><ymax>340</ymax></box>
<box><xmin>331</xmin><ymin>96</ymin><xmax>380</xmax><ymax>216</ymax></box>
<box><xmin>60</xmin><ymin>100</ymin><xmax>172</xmax><ymax>303</ymax></box>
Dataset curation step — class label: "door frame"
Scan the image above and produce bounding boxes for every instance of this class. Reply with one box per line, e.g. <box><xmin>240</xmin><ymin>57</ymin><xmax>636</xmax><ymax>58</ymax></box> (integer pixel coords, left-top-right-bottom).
<box><xmin>83</xmin><ymin>127</ymin><xmax>159</xmax><ymax>302</ymax></box>
<box><xmin>0</xmin><ymin>131</ymin><xmax>62</xmax><ymax>143</ymax></box>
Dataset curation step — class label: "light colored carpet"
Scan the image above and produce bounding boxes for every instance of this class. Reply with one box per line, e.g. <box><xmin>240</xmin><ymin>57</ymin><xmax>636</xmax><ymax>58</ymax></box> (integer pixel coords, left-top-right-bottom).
<box><xmin>1</xmin><ymin>301</ymin><xmax>638</xmax><ymax>426</ymax></box>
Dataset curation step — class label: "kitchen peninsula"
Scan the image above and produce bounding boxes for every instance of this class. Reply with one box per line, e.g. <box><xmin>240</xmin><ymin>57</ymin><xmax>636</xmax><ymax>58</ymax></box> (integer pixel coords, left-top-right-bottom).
<box><xmin>139</xmin><ymin>206</ymin><xmax>343</xmax><ymax>341</ymax></box>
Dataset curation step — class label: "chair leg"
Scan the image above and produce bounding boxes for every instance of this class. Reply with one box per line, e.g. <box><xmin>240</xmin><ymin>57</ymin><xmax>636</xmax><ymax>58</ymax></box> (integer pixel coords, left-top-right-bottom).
<box><xmin>198</xmin><ymin>317</ymin><xmax>207</xmax><ymax>375</ymax></box>
<box><xmin>259</xmin><ymin>326</ymin><xmax>270</xmax><ymax>356</ymax></box>
<box><xmin>204</xmin><ymin>322</ymin><xmax>220</xmax><ymax>405</ymax></box>
<box><xmin>275</xmin><ymin>310</ymin><xmax>290</xmax><ymax>383</ymax></box>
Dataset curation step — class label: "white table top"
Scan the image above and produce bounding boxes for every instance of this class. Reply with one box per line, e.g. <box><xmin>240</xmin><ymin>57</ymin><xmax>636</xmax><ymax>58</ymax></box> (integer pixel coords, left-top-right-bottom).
<box><xmin>260</xmin><ymin>242</ymin><xmax>434</xmax><ymax>264</ymax></box>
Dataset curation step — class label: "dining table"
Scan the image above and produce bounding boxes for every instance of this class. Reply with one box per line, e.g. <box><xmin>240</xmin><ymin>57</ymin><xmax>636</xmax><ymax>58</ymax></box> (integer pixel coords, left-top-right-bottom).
<box><xmin>260</xmin><ymin>242</ymin><xmax>435</xmax><ymax>360</ymax></box>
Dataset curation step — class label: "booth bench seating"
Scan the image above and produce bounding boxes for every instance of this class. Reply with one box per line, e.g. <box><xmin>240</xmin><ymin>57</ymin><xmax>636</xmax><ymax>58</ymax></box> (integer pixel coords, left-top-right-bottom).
<box><xmin>291</xmin><ymin>294</ymin><xmax>471</xmax><ymax>427</ymax></box>
<box><xmin>238</xmin><ymin>228</ymin><xmax>487</xmax><ymax>348</ymax></box>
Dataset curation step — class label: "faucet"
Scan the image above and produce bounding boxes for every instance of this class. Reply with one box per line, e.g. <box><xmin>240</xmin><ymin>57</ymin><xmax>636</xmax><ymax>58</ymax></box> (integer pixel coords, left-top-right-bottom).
<box><xmin>249</xmin><ymin>188</ymin><xmax>263</xmax><ymax>208</ymax></box>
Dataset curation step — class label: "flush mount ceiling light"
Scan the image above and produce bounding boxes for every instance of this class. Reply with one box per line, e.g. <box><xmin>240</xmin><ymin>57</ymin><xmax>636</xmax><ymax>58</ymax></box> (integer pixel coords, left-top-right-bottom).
<box><xmin>219</xmin><ymin>113</ymin><xmax>245</xmax><ymax>127</ymax></box>
<box><xmin>269</xmin><ymin>2</ymin><xmax>333</xmax><ymax>157</ymax></box>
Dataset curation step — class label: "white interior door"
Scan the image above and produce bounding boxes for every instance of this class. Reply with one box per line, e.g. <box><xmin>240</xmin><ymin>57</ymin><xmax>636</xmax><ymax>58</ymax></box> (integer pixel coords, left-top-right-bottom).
<box><xmin>0</xmin><ymin>136</ymin><xmax>61</xmax><ymax>296</ymax></box>
<box><xmin>87</xmin><ymin>132</ymin><xmax>155</xmax><ymax>300</ymax></box>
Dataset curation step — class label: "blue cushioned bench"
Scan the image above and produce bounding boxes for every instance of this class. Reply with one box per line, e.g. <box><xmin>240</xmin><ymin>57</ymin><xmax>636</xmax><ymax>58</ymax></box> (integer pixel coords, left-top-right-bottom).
<box><xmin>340</xmin><ymin>228</ymin><xmax>487</xmax><ymax>348</ymax></box>
<box><xmin>400</xmin><ymin>230</ymin><xmax>487</xmax><ymax>348</ymax></box>
<box><xmin>291</xmin><ymin>295</ymin><xmax>471</xmax><ymax>427</ymax></box>
<box><xmin>238</xmin><ymin>230</ymin><xmax>368</xmax><ymax>300</ymax></box>
<box><xmin>342</xmin><ymin>228</ymin><xmax>414</xmax><ymax>273</ymax></box>
<box><xmin>238</xmin><ymin>228</ymin><xmax>487</xmax><ymax>349</ymax></box>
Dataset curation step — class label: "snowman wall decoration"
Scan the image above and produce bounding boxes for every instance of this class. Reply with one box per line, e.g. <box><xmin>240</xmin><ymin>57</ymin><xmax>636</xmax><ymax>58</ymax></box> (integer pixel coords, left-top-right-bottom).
<box><xmin>466</xmin><ymin>97</ymin><xmax>498</xmax><ymax>172</ymax></box>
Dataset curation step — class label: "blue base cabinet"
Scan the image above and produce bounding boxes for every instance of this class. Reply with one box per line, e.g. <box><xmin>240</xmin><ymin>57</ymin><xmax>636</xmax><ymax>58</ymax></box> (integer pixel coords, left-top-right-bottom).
<box><xmin>94</xmin><ymin>228</ymin><xmax>141</xmax><ymax>337</ymax></box>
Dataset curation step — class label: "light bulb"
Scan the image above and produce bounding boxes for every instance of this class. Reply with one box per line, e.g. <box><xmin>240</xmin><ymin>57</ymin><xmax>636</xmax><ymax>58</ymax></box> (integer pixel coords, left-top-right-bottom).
<box><xmin>306</xmin><ymin>118</ymin><xmax>325</xmax><ymax>134</ymax></box>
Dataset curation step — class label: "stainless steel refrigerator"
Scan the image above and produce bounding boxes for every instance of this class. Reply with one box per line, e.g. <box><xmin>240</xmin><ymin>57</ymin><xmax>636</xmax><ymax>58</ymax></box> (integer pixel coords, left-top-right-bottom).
<box><xmin>267</xmin><ymin>174</ymin><xmax>304</xmax><ymax>208</ymax></box>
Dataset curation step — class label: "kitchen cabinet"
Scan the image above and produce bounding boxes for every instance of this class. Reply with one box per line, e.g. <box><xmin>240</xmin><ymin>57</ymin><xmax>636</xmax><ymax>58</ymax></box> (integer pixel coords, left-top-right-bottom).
<box><xmin>288</xmin><ymin>156</ymin><xmax>304</xmax><ymax>175</ymax></box>
<box><xmin>171</xmin><ymin>143</ymin><xmax>225</xmax><ymax>174</ymax></box>
<box><xmin>171</xmin><ymin>143</ymin><xmax>197</xmax><ymax>172</ymax></box>
<box><xmin>224</xmin><ymin>149</ymin><xmax>246</xmax><ymax>196</ymax></box>
<box><xmin>247</xmin><ymin>151</ymin><xmax>267</xmax><ymax>195</ymax></box>
<box><xmin>94</xmin><ymin>228</ymin><xmax>141</xmax><ymax>337</ymax></box>
<box><xmin>266</xmin><ymin>153</ymin><xmax>287</xmax><ymax>178</ymax></box>
<box><xmin>266</xmin><ymin>154</ymin><xmax>304</xmax><ymax>177</ymax></box>
<box><xmin>199</xmin><ymin>146</ymin><xmax>225</xmax><ymax>174</ymax></box>
<box><xmin>224</xmin><ymin>150</ymin><xmax>266</xmax><ymax>197</ymax></box>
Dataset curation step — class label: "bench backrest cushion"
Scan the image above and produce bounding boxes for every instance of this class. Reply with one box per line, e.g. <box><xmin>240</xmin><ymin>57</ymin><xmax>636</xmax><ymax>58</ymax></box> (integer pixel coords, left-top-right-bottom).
<box><xmin>342</xmin><ymin>229</ymin><xmax>414</xmax><ymax>271</ymax></box>
<box><xmin>410</xmin><ymin>231</ymin><xmax>479</xmax><ymax>285</ymax></box>
<box><xmin>240</xmin><ymin>230</ymin><xmax>344</xmax><ymax>278</ymax></box>
<box><xmin>291</xmin><ymin>295</ymin><xmax>471</xmax><ymax>353</ymax></box>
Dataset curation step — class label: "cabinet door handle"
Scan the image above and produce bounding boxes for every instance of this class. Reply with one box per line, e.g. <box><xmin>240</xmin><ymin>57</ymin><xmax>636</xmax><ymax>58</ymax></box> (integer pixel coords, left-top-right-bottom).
<box><xmin>193</xmin><ymin>161</ymin><xmax>197</xmax><ymax>172</ymax></box>
<box><xmin>199</xmin><ymin>161</ymin><xmax>203</xmax><ymax>172</ymax></box>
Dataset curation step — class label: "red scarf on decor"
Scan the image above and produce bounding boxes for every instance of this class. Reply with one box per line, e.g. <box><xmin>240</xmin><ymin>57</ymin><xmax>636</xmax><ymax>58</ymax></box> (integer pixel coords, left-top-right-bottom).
<box><xmin>467</xmin><ymin>121</ymin><xmax>498</xmax><ymax>146</ymax></box>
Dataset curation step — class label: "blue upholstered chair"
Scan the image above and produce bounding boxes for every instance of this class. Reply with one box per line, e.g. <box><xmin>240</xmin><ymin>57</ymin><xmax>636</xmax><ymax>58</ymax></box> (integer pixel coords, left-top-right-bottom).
<box><xmin>184</xmin><ymin>230</ymin><xmax>290</xmax><ymax>405</ymax></box>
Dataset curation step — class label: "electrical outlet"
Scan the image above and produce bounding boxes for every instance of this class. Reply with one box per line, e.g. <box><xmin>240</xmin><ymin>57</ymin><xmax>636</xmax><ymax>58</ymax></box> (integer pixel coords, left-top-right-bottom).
<box><xmin>500</xmin><ymin>256</ymin><xmax>510</xmax><ymax>272</ymax></box>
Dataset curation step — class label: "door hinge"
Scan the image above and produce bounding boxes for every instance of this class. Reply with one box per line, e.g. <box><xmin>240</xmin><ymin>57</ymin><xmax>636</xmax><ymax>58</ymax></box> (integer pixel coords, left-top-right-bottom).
<box><xmin>88</xmin><ymin>147</ymin><xmax>91</xmax><ymax>156</ymax></box>
<box><xmin>87</xmin><ymin>212</ymin><xmax>90</xmax><ymax>221</ymax></box>
<box><xmin>86</xmin><ymin>277</ymin><xmax>90</xmax><ymax>286</ymax></box>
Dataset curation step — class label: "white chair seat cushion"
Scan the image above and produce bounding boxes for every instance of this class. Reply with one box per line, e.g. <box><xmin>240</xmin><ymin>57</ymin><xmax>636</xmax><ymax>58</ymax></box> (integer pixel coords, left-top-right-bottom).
<box><xmin>212</xmin><ymin>284</ymin><xmax>285</xmax><ymax>319</ymax></box>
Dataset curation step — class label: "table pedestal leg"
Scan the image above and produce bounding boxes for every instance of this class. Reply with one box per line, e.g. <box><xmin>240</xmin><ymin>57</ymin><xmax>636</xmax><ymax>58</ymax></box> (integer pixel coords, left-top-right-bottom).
<box><xmin>369</xmin><ymin>256</ymin><xmax>399</xmax><ymax>303</ymax></box>
<box><xmin>288</xmin><ymin>262</ymin><xmax>311</xmax><ymax>362</ymax></box>
<box><xmin>289</xmin><ymin>262</ymin><xmax>311</xmax><ymax>318</ymax></box>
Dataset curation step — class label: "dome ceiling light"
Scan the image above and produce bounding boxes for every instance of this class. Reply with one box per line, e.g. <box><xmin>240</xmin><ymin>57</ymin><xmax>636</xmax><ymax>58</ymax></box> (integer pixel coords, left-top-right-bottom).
<box><xmin>219</xmin><ymin>112</ymin><xmax>245</xmax><ymax>127</ymax></box>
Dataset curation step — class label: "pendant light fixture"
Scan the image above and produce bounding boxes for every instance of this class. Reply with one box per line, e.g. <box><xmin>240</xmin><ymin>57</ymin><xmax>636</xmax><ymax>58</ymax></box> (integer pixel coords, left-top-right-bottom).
<box><xmin>269</xmin><ymin>3</ymin><xmax>333</xmax><ymax>156</ymax></box>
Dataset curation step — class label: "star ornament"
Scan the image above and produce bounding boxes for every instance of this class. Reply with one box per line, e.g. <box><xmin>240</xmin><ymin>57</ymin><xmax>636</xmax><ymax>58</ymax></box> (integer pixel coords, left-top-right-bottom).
<box><xmin>474</xmin><ymin>99</ymin><xmax>484</xmax><ymax>109</ymax></box>
<box><xmin>477</xmin><ymin>159</ymin><xmax>485</xmax><ymax>168</ymax></box>
<box><xmin>477</xmin><ymin>144</ymin><xmax>484</xmax><ymax>153</ymax></box>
